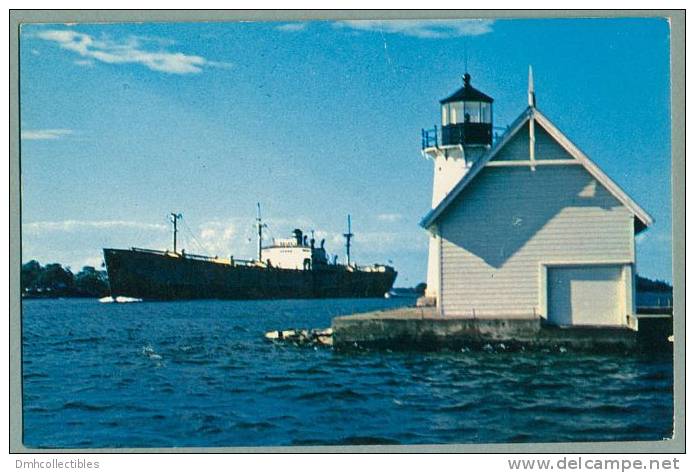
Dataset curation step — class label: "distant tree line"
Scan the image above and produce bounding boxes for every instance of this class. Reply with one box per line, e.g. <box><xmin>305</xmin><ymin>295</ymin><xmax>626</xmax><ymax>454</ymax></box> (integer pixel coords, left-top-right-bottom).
<box><xmin>392</xmin><ymin>282</ymin><xmax>427</xmax><ymax>296</ymax></box>
<box><xmin>21</xmin><ymin>260</ymin><xmax>110</xmax><ymax>298</ymax></box>
<box><xmin>636</xmin><ymin>275</ymin><xmax>672</xmax><ymax>293</ymax></box>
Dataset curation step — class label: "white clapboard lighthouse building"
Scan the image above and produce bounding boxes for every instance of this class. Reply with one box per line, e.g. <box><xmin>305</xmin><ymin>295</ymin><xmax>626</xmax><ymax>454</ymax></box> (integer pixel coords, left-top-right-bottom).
<box><xmin>420</xmin><ymin>69</ymin><xmax>652</xmax><ymax>327</ymax></box>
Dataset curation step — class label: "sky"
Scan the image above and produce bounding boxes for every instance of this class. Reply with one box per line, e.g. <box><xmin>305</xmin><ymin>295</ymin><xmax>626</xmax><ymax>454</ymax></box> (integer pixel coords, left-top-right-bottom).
<box><xmin>19</xmin><ymin>17</ymin><xmax>672</xmax><ymax>286</ymax></box>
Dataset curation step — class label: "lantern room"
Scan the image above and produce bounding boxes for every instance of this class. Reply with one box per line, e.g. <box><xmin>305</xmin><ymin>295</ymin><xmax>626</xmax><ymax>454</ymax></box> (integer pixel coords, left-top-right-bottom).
<box><xmin>440</xmin><ymin>73</ymin><xmax>493</xmax><ymax>147</ymax></box>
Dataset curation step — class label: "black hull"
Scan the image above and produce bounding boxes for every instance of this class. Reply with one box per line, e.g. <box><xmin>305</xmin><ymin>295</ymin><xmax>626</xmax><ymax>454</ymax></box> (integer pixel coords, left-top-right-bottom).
<box><xmin>103</xmin><ymin>249</ymin><xmax>397</xmax><ymax>301</ymax></box>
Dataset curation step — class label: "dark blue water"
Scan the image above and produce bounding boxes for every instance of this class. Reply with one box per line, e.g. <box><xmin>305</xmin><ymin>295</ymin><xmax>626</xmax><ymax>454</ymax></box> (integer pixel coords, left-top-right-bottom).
<box><xmin>22</xmin><ymin>298</ymin><xmax>673</xmax><ymax>448</ymax></box>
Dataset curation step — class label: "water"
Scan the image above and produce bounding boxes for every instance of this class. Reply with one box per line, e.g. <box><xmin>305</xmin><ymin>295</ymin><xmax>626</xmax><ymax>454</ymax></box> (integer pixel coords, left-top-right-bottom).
<box><xmin>22</xmin><ymin>298</ymin><xmax>673</xmax><ymax>448</ymax></box>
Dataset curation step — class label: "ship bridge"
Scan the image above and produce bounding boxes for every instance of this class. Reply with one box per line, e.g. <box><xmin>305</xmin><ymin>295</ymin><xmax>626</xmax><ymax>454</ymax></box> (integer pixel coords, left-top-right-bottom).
<box><xmin>262</xmin><ymin>228</ymin><xmax>329</xmax><ymax>270</ymax></box>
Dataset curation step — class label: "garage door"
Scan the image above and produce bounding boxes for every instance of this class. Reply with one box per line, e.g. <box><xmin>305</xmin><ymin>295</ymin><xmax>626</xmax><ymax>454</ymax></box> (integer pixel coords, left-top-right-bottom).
<box><xmin>547</xmin><ymin>265</ymin><xmax>625</xmax><ymax>326</ymax></box>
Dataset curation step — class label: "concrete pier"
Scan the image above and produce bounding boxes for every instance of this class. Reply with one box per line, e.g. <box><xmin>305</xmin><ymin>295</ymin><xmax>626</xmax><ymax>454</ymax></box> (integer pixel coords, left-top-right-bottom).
<box><xmin>332</xmin><ymin>308</ymin><xmax>671</xmax><ymax>352</ymax></box>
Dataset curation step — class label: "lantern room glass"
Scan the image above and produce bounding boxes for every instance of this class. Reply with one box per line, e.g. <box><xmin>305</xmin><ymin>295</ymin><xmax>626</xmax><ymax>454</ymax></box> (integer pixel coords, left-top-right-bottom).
<box><xmin>442</xmin><ymin>101</ymin><xmax>492</xmax><ymax>125</ymax></box>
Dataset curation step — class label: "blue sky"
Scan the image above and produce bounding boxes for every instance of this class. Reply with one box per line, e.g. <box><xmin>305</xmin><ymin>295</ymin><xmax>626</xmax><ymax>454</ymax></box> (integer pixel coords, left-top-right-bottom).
<box><xmin>19</xmin><ymin>17</ymin><xmax>672</xmax><ymax>286</ymax></box>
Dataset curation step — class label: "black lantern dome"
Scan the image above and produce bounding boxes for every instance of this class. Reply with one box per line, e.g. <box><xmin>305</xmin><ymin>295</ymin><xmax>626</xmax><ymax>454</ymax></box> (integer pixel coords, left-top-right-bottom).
<box><xmin>439</xmin><ymin>73</ymin><xmax>493</xmax><ymax>147</ymax></box>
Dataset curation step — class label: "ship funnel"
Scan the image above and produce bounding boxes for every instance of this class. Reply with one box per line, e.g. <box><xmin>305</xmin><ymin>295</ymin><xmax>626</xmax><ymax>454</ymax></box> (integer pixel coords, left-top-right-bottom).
<box><xmin>293</xmin><ymin>229</ymin><xmax>303</xmax><ymax>246</ymax></box>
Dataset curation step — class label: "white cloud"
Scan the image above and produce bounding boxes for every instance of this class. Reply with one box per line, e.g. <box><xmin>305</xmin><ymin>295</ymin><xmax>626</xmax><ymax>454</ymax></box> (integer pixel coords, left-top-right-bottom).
<box><xmin>20</xmin><ymin>129</ymin><xmax>73</xmax><ymax>140</ymax></box>
<box><xmin>376</xmin><ymin>213</ymin><xmax>403</xmax><ymax>223</ymax></box>
<box><xmin>329</xmin><ymin>229</ymin><xmax>426</xmax><ymax>254</ymax></box>
<box><xmin>23</xmin><ymin>220</ymin><xmax>167</xmax><ymax>236</ymax></box>
<box><xmin>205</xmin><ymin>60</ymin><xmax>233</xmax><ymax>70</ymax></box>
<box><xmin>275</xmin><ymin>23</ymin><xmax>308</xmax><ymax>32</ymax></box>
<box><xmin>334</xmin><ymin>19</ymin><xmax>494</xmax><ymax>38</ymax></box>
<box><xmin>34</xmin><ymin>29</ymin><xmax>231</xmax><ymax>74</ymax></box>
<box><xmin>636</xmin><ymin>231</ymin><xmax>672</xmax><ymax>245</ymax></box>
<box><xmin>194</xmin><ymin>220</ymin><xmax>248</xmax><ymax>257</ymax></box>
<box><xmin>191</xmin><ymin>215</ymin><xmax>424</xmax><ymax>261</ymax></box>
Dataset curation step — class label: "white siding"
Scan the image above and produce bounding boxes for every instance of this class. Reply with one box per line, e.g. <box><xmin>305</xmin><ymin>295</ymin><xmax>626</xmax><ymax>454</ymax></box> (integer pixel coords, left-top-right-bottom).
<box><xmin>493</xmin><ymin>122</ymin><xmax>573</xmax><ymax>161</ymax></box>
<box><xmin>438</xmin><ymin>165</ymin><xmax>634</xmax><ymax>317</ymax></box>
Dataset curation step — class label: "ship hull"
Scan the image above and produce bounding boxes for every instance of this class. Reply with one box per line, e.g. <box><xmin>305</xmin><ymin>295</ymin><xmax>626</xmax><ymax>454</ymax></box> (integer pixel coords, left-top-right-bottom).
<box><xmin>103</xmin><ymin>248</ymin><xmax>397</xmax><ymax>301</ymax></box>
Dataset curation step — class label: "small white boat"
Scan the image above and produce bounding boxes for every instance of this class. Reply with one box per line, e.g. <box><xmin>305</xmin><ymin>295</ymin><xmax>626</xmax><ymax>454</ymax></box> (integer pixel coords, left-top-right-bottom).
<box><xmin>99</xmin><ymin>296</ymin><xmax>142</xmax><ymax>303</ymax></box>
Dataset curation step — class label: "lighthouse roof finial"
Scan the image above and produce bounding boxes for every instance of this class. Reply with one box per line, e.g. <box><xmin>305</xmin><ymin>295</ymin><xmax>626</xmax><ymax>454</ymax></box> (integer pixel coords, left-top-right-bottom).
<box><xmin>528</xmin><ymin>65</ymin><xmax>536</xmax><ymax>108</ymax></box>
<box><xmin>463</xmin><ymin>72</ymin><xmax>471</xmax><ymax>86</ymax></box>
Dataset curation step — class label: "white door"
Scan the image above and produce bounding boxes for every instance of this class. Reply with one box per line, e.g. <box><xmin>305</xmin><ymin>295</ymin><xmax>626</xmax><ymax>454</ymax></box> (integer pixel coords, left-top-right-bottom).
<box><xmin>547</xmin><ymin>265</ymin><xmax>625</xmax><ymax>326</ymax></box>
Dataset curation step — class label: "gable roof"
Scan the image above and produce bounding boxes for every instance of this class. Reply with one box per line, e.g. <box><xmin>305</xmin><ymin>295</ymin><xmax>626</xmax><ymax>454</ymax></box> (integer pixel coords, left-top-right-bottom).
<box><xmin>420</xmin><ymin>106</ymin><xmax>654</xmax><ymax>233</ymax></box>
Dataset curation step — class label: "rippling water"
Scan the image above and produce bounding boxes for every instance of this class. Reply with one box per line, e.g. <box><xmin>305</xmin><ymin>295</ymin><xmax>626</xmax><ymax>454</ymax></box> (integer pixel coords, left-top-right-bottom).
<box><xmin>22</xmin><ymin>298</ymin><xmax>673</xmax><ymax>448</ymax></box>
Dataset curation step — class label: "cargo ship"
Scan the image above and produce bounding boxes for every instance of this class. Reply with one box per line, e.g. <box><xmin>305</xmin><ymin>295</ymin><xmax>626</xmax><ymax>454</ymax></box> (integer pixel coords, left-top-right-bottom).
<box><xmin>103</xmin><ymin>206</ymin><xmax>397</xmax><ymax>300</ymax></box>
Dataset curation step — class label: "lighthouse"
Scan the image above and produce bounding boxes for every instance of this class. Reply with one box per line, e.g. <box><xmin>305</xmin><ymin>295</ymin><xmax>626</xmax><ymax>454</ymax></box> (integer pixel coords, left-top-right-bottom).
<box><xmin>421</xmin><ymin>73</ymin><xmax>494</xmax><ymax>303</ymax></box>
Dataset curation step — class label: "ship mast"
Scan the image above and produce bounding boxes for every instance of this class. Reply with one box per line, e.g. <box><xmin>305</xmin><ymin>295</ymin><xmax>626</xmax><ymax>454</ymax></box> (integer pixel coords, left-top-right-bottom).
<box><xmin>343</xmin><ymin>214</ymin><xmax>354</xmax><ymax>266</ymax></box>
<box><xmin>170</xmin><ymin>213</ymin><xmax>182</xmax><ymax>254</ymax></box>
<box><xmin>256</xmin><ymin>203</ymin><xmax>266</xmax><ymax>262</ymax></box>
